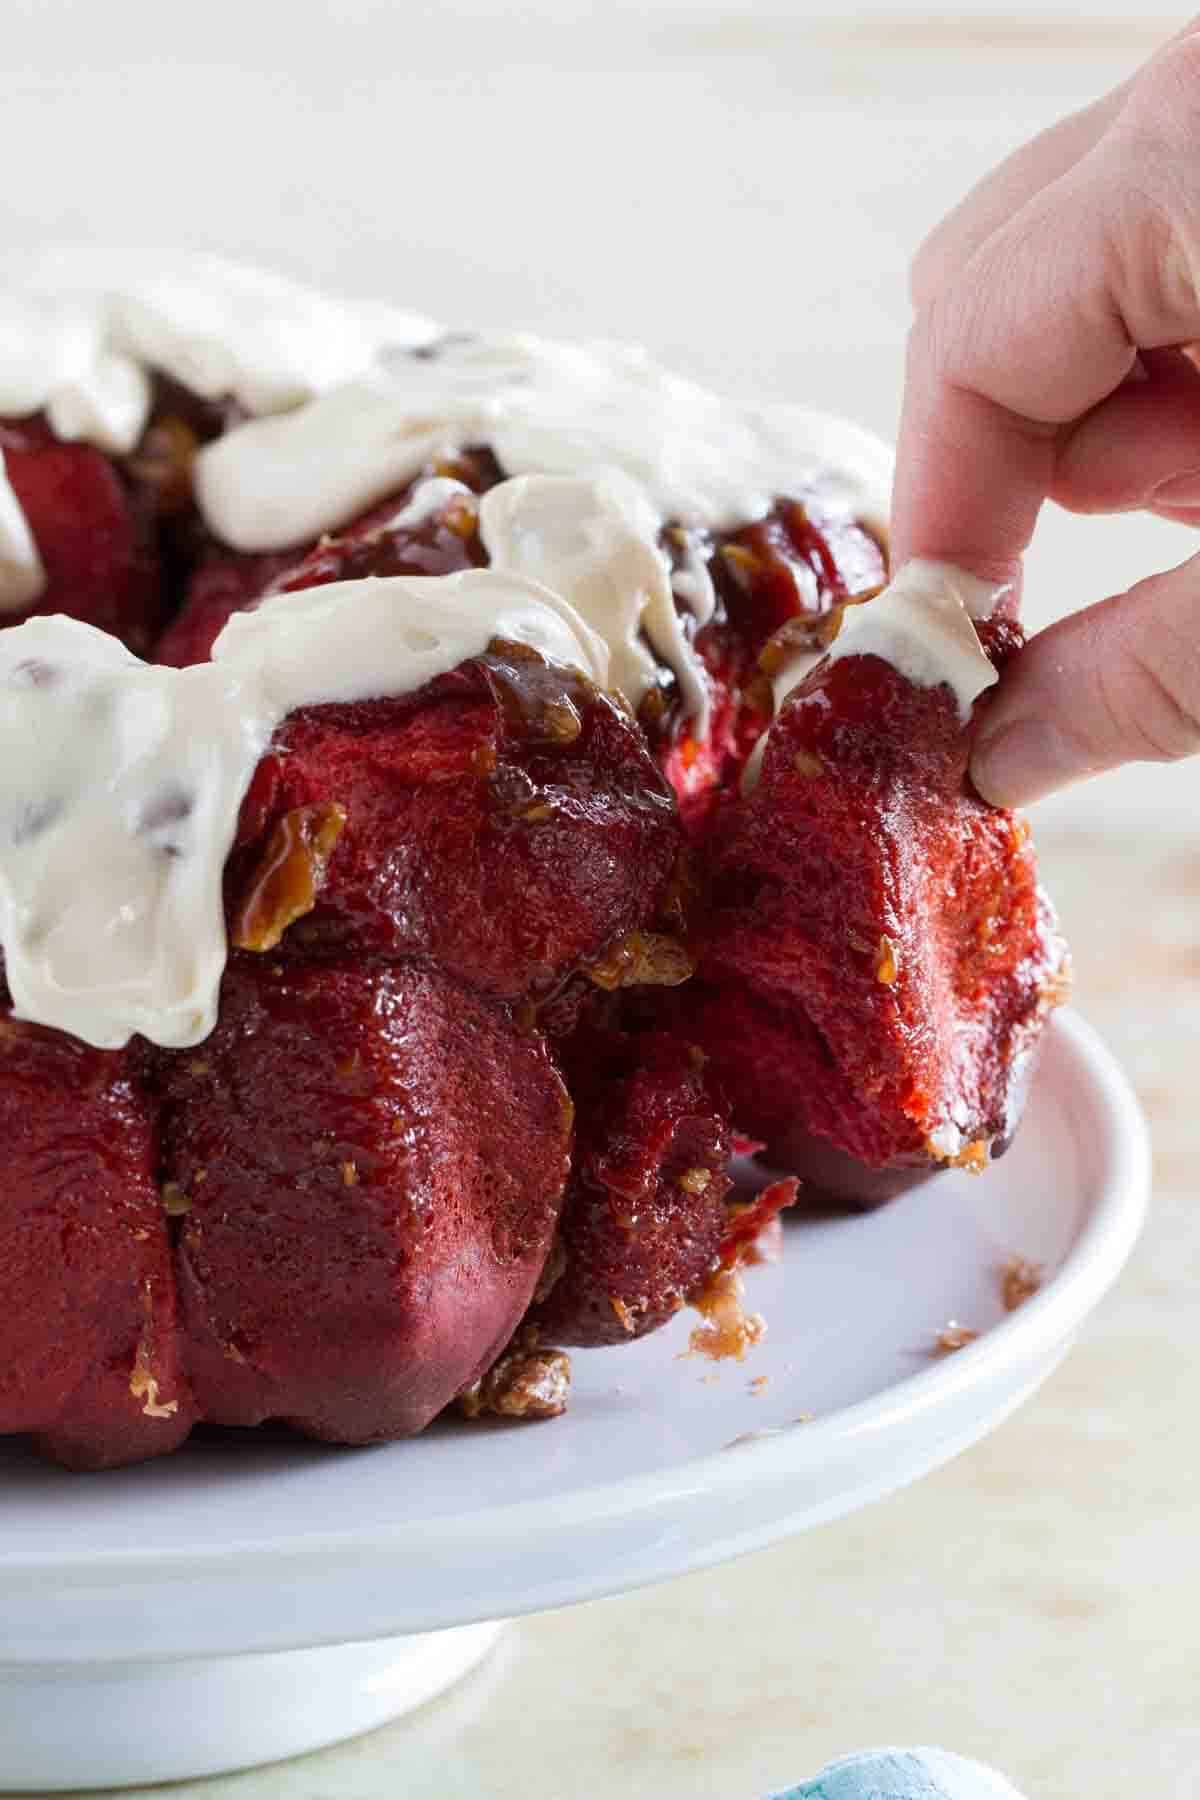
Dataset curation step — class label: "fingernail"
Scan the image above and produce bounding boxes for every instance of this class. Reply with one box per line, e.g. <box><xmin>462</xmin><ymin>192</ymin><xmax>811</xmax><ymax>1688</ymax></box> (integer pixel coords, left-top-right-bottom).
<box><xmin>970</xmin><ymin>718</ymin><xmax>1084</xmax><ymax>808</ymax></box>
<box><xmin>1151</xmin><ymin>466</ymin><xmax>1200</xmax><ymax>506</ymax></box>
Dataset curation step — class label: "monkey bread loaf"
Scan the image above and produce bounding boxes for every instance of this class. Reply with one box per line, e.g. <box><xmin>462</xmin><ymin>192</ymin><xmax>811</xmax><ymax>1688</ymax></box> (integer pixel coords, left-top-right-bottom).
<box><xmin>0</xmin><ymin>253</ymin><xmax>1067</xmax><ymax>1467</ymax></box>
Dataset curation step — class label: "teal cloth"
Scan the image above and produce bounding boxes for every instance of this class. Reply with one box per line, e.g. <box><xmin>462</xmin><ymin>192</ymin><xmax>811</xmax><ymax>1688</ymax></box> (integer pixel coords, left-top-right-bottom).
<box><xmin>769</xmin><ymin>1747</ymin><xmax>1027</xmax><ymax>1800</ymax></box>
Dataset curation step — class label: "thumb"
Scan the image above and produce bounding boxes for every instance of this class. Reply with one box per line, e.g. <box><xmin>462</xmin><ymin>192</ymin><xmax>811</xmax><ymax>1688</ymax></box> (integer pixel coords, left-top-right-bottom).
<box><xmin>970</xmin><ymin>552</ymin><xmax>1200</xmax><ymax>807</ymax></box>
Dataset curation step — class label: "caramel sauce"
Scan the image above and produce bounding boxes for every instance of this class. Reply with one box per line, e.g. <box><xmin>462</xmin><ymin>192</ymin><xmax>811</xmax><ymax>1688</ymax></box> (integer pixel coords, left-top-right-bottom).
<box><xmin>232</xmin><ymin>802</ymin><xmax>347</xmax><ymax>952</ymax></box>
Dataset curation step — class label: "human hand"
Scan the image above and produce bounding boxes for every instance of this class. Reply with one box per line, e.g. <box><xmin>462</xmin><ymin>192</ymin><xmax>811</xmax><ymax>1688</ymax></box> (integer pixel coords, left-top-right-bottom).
<box><xmin>894</xmin><ymin>19</ymin><xmax>1200</xmax><ymax>806</ymax></box>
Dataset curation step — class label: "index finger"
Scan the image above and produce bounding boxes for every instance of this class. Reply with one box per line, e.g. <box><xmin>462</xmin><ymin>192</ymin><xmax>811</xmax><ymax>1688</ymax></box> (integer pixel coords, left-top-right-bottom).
<box><xmin>892</xmin><ymin>54</ymin><xmax>1200</xmax><ymax>579</ymax></box>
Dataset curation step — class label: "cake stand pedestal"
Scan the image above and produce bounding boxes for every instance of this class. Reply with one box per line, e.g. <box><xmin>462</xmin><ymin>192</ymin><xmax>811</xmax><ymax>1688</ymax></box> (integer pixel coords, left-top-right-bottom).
<box><xmin>0</xmin><ymin>1624</ymin><xmax>505</xmax><ymax>1790</ymax></box>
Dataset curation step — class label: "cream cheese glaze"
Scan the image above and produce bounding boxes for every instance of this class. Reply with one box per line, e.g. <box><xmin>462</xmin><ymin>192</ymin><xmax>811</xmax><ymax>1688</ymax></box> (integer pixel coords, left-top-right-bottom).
<box><xmin>738</xmin><ymin>559</ymin><xmax>1004</xmax><ymax>796</ymax></box>
<box><xmin>0</xmin><ymin>249</ymin><xmax>436</xmax><ymax>608</ymax></box>
<box><xmin>192</xmin><ymin>332</ymin><xmax>893</xmax><ymax>730</ymax></box>
<box><xmin>0</xmin><ymin>571</ymin><xmax>605</xmax><ymax>1051</ymax></box>
<box><xmin>0</xmin><ymin>255</ymin><xmax>893</xmax><ymax>726</ymax></box>
<box><xmin>194</xmin><ymin>334</ymin><xmax>895</xmax><ymax>559</ymax></box>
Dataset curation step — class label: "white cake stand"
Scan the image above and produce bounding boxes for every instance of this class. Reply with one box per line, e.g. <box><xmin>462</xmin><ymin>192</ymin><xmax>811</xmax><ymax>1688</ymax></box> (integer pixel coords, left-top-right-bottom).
<box><xmin>0</xmin><ymin>1012</ymin><xmax>1148</xmax><ymax>1792</ymax></box>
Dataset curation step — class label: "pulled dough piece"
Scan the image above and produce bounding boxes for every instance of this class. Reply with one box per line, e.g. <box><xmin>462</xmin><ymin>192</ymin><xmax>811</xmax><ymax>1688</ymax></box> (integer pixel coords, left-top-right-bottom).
<box><xmin>681</xmin><ymin>619</ymin><xmax>1069</xmax><ymax>1181</ymax></box>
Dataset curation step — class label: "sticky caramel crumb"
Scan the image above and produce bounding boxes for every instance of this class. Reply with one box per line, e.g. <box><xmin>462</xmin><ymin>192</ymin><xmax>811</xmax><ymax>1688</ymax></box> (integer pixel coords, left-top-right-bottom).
<box><xmin>687</xmin><ymin>1267</ymin><xmax>766</xmax><ymax>1362</ymax></box>
<box><xmin>749</xmin><ymin>1374</ymin><xmax>770</xmax><ymax>1394</ymax></box>
<box><xmin>541</xmin><ymin>698</ymin><xmax>583</xmax><ymax>743</ymax></box>
<box><xmin>678</xmin><ymin>1166</ymin><xmax>712</xmax><ymax>1195</ymax></box>
<box><xmin>950</xmin><ymin>1139</ymin><xmax>990</xmax><ymax>1173</ymax></box>
<box><xmin>459</xmin><ymin>1346</ymin><xmax>571</xmax><ymax>1421</ymax></box>
<box><xmin>1000</xmin><ymin>1256</ymin><xmax>1042</xmax><ymax>1311</ymax></box>
<box><xmin>232</xmin><ymin>802</ymin><xmax>347</xmax><ymax>952</ymax></box>
<box><xmin>586</xmin><ymin>929</ymin><xmax>695</xmax><ymax>991</ymax></box>
<box><xmin>442</xmin><ymin>497</ymin><xmax>478</xmax><ymax>539</ymax></box>
<box><xmin>161</xmin><ymin>1181</ymin><xmax>191</xmax><ymax>1217</ymax></box>
<box><xmin>1040</xmin><ymin>959</ymin><xmax>1075</xmax><ymax>1010</ymax></box>
<box><xmin>875</xmin><ymin>933</ymin><xmax>899</xmax><ymax>985</ymax></box>
<box><xmin>639</xmin><ymin>686</ymin><xmax>670</xmax><ymax>731</ymax></box>
<box><xmin>758</xmin><ymin>615</ymin><xmax>829</xmax><ymax>676</ymax></box>
<box><xmin>934</xmin><ymin>1320</ymin><xmax>980</xmax><ymax>1355</ymax></box>
<box><xmin>610</xmin><ymin>1295</ymin><xmax>638</xmax><ymax>1335</ymax></box>
<box><xmin>129</xmin><ymin>1341</ymin><xmax>179</xmax><ymax>1420</ymax></box>
<box><xmin>125</xmin><ymin>414</ymin><xmax>199</xmax><ymax>516</ymax></box>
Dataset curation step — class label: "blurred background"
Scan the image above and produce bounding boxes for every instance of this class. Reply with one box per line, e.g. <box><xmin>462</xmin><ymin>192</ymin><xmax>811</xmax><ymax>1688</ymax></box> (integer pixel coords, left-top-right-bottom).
<box><xmin>5</xmin><ymin>8</ymin><xmax>1196</xmax><ymax>1799</ymax></box>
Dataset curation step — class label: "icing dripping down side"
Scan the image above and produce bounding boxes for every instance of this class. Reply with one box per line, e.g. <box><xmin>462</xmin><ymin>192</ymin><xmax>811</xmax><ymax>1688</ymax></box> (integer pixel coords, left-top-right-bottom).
<box><xmin>0</xmin><ymin>571</ymin><xmax>606</xmax><ymax>1052</ymax></box>
<box><xmin>479</xmin><ymin>470</ymin><xmax>710</xmax><ymax>731</ymax></box>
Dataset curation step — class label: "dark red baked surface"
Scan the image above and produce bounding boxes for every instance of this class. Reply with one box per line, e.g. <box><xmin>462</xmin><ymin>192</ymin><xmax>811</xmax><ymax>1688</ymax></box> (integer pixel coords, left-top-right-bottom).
<box><xmin>0</xmin><ymin>390</ymin><xmax>1066</xmax><ymax>1468</ymax></box>
<box><xmin>0</xmin><ymin>416</ymin><xmax>162</xmax><ymax>653</ymax></box>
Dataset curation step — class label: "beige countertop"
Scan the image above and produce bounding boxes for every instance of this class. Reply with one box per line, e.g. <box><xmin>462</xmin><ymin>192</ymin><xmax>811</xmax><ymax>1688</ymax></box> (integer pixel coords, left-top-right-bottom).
<box><xmin>6</xmin><ymin>7</ymin><xmax>1195</xmax><ymax>1798</ymax></box>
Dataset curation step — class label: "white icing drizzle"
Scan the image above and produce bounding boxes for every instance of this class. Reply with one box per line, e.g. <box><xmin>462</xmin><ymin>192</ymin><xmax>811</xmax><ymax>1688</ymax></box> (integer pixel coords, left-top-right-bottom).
<box><xmin>0</xmin><ymin>256</ymin><xmax>893</xmax><ymax>717</ymax></box>
<box><xmin>0</xmin><ymin>571</ymin><xmax>605</xmax><ymax>1051</ymax></box>
<box><xmin>479</xmin><ymin>470</ymin><xmax>709</xmax><ymax>728</ymax></box>
<box><xmin>195</xmin><ymin>332</ymin><xmax>892</xmax><ymax>726</ymax></box>
<box><xmin>670</xmin><ymin>528</ymin><xmax>717</xmax><ymax>627</ymax></box>
<box><xmin>0</xmin><ymin>250</ymin><xmax>436</xmax><ymax>606</ymax></box>
<box><xmin>196</xmin><ymin>333</ymin><xmax>893</xmax><ymax>557</ymax></box>
<box><xmin>0</xmin><ymin>449</ymin><xmax>44</xmax><ymax>614</ymax></box>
